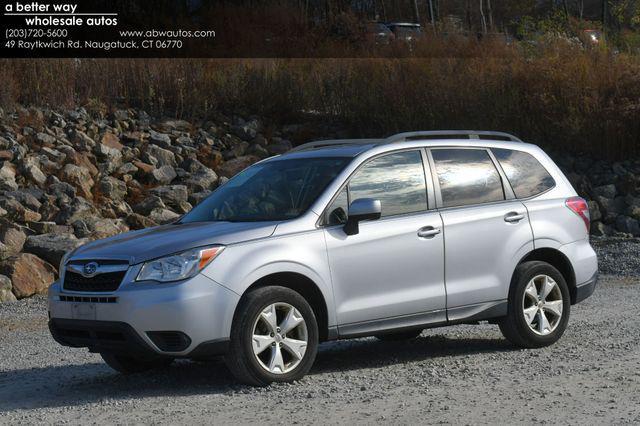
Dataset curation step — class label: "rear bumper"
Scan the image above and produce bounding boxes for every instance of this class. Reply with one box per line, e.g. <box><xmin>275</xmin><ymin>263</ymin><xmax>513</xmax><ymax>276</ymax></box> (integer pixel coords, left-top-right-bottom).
<box><xmin>573</xmin><ymin>271</ymin><xmax>598</xmax><ymax>304</ymax></box>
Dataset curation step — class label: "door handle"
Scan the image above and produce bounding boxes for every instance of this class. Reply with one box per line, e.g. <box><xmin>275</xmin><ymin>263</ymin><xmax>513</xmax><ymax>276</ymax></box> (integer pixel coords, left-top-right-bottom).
<box><xmin>504</xmin><ymin>212</ymin><xmax>525</xmax><ymax>223</ymax></box>
<box><xmin>417</xmin><ymin>226</ymin><xmax>441</xmax><ymax>238</ymax></box>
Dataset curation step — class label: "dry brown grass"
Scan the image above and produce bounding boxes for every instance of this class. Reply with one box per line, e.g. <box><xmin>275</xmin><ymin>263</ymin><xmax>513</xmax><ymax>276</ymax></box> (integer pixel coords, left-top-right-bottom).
<box><xmin>1</xmin><ymin>46</ymin><xmax>639</xmax><ymax>159</ymax></box>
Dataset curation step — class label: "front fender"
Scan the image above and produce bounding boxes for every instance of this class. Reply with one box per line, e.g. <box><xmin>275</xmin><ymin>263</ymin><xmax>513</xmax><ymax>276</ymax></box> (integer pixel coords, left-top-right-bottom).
<box><xmin>201</xmin><ymin>230</ymin><xmax>336</xmax><ymax>327</ymax></box>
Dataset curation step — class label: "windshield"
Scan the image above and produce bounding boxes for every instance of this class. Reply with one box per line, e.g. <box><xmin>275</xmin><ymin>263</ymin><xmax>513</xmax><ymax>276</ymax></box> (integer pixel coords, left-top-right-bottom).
<box><xmin>181</xmin><ymin>157</ymin><xmax>351</xmax><ymax>223</ymax></box>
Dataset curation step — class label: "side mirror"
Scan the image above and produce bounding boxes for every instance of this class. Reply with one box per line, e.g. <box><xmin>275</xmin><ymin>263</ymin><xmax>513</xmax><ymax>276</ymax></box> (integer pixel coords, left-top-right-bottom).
<box><xmin>344</xmin><ymin>198</ymin><xmax>381</xmax><ymax>236</ymax></box>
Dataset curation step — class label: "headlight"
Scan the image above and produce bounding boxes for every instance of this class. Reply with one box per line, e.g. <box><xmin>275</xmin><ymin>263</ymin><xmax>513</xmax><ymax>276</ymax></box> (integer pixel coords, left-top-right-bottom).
<box><xmin>136</xmin><ymin>246</ymin><xmax>225</xmax><ymax>283</ymax></box>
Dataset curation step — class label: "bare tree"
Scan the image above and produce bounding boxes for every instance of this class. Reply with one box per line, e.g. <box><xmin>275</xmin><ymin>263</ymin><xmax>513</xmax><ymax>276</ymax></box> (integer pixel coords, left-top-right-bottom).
<box><xmin>428</xmin><ymin>0</ymin><xmax>435</xmax><ymax>28</ymax></box>
<box><xmin>577</xmin><ymin>0</ymin><xmax>584</xmax><ymax>20</ymax></box>
<box><xmin>412</xmin><ymin>0</ymin><xmax>420</xmax><ymax>23</ymax></box>
<box><xmin>479</xmin><ymin>0</ymin><xmax>487</xmax><ymax>34</ymax></box>
<box><xmin>486</xmin><ymin>0</ymin><xmax>493</xmax><ymax>30</ymax></box>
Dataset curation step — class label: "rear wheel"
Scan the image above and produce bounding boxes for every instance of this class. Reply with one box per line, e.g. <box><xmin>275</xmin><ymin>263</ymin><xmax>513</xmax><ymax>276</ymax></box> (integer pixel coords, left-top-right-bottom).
<box><xmin>100</xmin><ymin>353</ymin><xmax>173</xmax><ymax>374</ymax></box>
<box><xmin>225</xmin><ymin>286</ymin><xmax>319</xmax><ymax>386</ymax></box>
<box><xmin>498</xmin><ymin>261</ymin><xmax>570</xmax><ymax>348</ymax></box>
<box><xmin>375</xmin><ymin>329</ymin><xmax>422</xmax><ymax>341</ymax></box>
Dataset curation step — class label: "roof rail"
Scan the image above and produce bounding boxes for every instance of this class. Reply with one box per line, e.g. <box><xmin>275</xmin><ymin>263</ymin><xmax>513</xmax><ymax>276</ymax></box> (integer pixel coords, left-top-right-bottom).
<box><xmin>289</xmin><ymin>131</ymin><xmax>523</xmax><ymax>153</ymax></box>
<box><xmin>384</xmin><ymin>130</ymin><xmax>523</xmax><ymax>143</ymax></box>
<box><xmin>288</xmin><ymin>138</ymin><xmax>381</xmax><ymax>153</ymax></box>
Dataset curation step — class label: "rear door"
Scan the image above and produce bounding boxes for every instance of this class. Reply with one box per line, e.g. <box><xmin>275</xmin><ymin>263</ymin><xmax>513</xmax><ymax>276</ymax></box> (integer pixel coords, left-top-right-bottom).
<box><xmin>428</xmin><ymin>148</ymin><xmax>534</xmax><ymax>317</ymax></box>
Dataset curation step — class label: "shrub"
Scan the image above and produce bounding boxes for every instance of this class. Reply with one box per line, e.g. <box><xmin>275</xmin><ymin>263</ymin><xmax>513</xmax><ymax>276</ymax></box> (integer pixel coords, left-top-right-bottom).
<box><xmin>1</xmin><ymin>48</ymin><xmax>639</xmax><ymax>159</ymax></box>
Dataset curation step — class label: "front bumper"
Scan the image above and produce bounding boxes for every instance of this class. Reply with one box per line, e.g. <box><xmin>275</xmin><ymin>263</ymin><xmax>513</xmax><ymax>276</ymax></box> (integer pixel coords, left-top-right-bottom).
<box><xmin>48</xmin><ymin>272</ymin><xmax>239</xmax><ymax>357</ymax></box>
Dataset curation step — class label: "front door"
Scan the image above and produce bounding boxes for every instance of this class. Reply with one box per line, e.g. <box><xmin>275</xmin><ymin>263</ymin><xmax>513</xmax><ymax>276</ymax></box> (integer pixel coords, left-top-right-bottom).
<box><xmin>323</xmin><ymin>150</ymin><xmax>446</xmax><ymax>336</ymax></box>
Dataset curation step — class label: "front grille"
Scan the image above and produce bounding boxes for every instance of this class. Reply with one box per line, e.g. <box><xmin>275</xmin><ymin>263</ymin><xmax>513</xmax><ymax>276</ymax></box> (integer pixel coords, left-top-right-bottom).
<box><xmin>60</xmin><ymin>295</ymin><xmax>117</xmax><ymax>303</ymax></box>
<box><xmin>63</xmin><ymin>270</ymin><xmax>126</xmax><ymax>292</ymax></box>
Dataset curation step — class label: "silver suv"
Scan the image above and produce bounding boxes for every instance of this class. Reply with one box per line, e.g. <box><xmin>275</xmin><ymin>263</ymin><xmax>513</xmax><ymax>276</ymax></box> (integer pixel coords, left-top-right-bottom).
<box><xmin>48</xmin><ymin>131</ymin><xmax>598</xmax><ymax>386</ymax></box>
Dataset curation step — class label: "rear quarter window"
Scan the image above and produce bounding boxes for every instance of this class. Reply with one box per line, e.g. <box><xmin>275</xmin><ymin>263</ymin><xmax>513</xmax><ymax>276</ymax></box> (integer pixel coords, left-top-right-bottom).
<box><xmin>492</xmin><ymin>148</ymin><xmax>555</xmax><ymax>198</ymax></box>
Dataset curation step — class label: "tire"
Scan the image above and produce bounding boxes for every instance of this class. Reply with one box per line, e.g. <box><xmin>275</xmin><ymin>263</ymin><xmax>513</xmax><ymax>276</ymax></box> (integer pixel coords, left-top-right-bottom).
<box><xmin>225</xmin><ymin>286</ymin><xmax>319</xmax><ymax>386</ymax></box>
<box><xmin>498</xmin><ymin>261</ymin><xmax>571</xmax><ymax>348</ymax></box>
<box><xmin>100</xmin><ymin>353</ymin><xmax>173</xmax><ymax>374</ymax></box>
<box><xmin>375</xmin><ymin>329</ymin><xmax>422</xmax><ymax>341</ymax></box>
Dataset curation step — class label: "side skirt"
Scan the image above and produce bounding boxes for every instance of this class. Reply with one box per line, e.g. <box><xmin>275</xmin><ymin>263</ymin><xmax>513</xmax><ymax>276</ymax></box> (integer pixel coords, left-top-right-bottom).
<box><xmin>336</xmin><ymin>300</ymin><xmax>507</xmax><ymax>339</ymax></box>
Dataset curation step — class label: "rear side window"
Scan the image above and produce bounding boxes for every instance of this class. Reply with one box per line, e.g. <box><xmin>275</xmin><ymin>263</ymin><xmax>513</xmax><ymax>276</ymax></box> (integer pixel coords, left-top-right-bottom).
<box><xmin>348</xmin><ymin>150</ymin><xmax>428</xmax><ymax>217</ymax></box>
<box><xmin>432</xmin><ymin>149</ymin><xmax>505</xmax><ymax>208</ymax></box>
<box><xmin>492</xmin><ymin>148</ymin><xmax>555</xmax><ymax>198</ymax></box>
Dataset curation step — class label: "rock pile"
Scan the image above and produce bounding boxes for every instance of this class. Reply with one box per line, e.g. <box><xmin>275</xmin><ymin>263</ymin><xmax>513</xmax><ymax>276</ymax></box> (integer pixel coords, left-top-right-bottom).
<box><xmin>553</xmin><ymin>153</ymin><xmax>640</xmax><ymax>238</ymax></box>
<box><xmin>0</xmin><ymin>106</ymin><xmax>292</xmax><ymax>301</ymax></box>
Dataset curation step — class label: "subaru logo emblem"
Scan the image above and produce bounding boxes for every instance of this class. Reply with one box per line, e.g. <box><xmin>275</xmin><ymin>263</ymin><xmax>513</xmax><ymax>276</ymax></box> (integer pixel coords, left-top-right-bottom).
<box><xmin>82</xmin><ymin>262</ymin><xmax>99</xmax><ymax>277</ymax></box>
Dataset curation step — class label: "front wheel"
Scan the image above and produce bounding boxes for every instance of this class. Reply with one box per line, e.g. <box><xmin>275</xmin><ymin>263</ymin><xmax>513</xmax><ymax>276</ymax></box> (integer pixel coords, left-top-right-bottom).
<box><xmin>498</xmin><ymin>261</ymin><xmax>571</xmax><ymax>348</ymax></box>
<box><xmin>225</xmin><ymin>286</ymin><xmax>319</xmax><ymax>386</ymax></box>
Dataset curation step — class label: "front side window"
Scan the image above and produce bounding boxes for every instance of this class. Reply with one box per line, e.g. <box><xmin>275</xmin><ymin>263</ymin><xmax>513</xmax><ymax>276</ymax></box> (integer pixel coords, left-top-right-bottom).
<box><xmin>181</xmin><ymin>157</ymin><xmax>350</xmax><ymax>223</ymax></box>
<box><xmin>432</xmin><ymin>149</ymin><xmax>505</xmax><ymax>208</ymax></box>
<box><xmin>347</xmin><ymin>150</ymin><xmax>428</xmax><ymax>218</ymax></box>
<box><xmin>492</xmin><ymin>148</ymin><xmax>555</xmax><ymax>199</ymax></box>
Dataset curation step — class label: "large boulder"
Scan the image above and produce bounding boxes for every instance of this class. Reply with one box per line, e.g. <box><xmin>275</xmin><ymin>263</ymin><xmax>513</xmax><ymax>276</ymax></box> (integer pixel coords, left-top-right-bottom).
<box><xmin>615</xmin><ymin>216</ymin><xmax>640</xmax><ymax>236</ymax></box>
<box><xmin>125</xmin><ymin>213</ymin><xmax>158</xmax><ymax>230</ymax></box>
<box><xmin>0</xmin><ymin>197</ymin><xmax>40</xmax><ymax>223</ymax></box>
<box><xmin>150</xmin><ymin>185</ymin><xmax>189</xmax><ymax>212</ymax></box>
<box><xmin>95</xmin><ymin>143</ymin><xmax>123</xmax><ymax>168</ymax></box>
<box><xmin>151</xmin><ymin>165</ymin><xmax>177</xmax><ymax>185</ymax></box>
<box><xmin>266</xmin><ymin>138</ymin><xmax>293</xmax><ymax>155</ymax></box>
<box><xmin>232</xmin><ymin>118</ymin><xmax>261</xmax><ymax>141</ymax></box>
<box><xmin>184</xmin><ymin>164</ymin><xmax>218</xmax><ymax>192</ymax></box>
<box><xmin>189</xmin><ymin>190</ymin><xmax>212</xmax><ymax>206</ymax></box>
<box><xmin>61</xmin><ymin>164</ymin><xmax>95</xmax><ymax>200</ymax></box>
<box><xmin>55</xmin><ymin>197</ymin><xmax>98</xmax><ymax>225</ymax></box>
<box><xmin>146</xmin><ymin>144</ymin><xmax>176</xmax><ymax>167</ymax></box>
<box><xmin>72</xmin><ymin>217</ymin><xmax>129</xmax><ymax>240</ymax></box>
<box><xmin>133</xmin><ymin>195</ymin><xmax>165</xmax><ymax>216</ymax></box>
<box><xmin>217</xmin><ymin>155</ymin><xmax>259</xmax><ymax>178</ymax></box>
<box><xmin>0</xmin><ymin>162</ymin><xmax>18</xmax><ymax>191</ymax></box>
<box><xmin>99</xmin><ymin>132</ymin><xmax>124</xmax><ymax>151</ymax></box>
<box><xmin>98</xmin><ymin>176</ymin><xmax>128</xmax><ymax>201</ymax></box>
<box><xmin>148</xmin><ymin>130</ymin><xmax>172</xmax><ymax>148</ymax></box>
<box><xmin>6</xmin><ymin>190</ymin><xmax>42</xmax><ymax>212</ymax></box>
<box><xmin>0</xmin><ymin>220</ymin><xmax>28</xmax><ymax>259</ymax></box>
<box><xmin>23</xmin><ymin>233</ymin><xmax>87</xmax><ymax>267</ymax></box>
<box><xmin>70</xmin><ymin>130</ymin><xmax>96</xmax><ymax>152</ymax></box>
<box><xmin>0</xmin><ymin>253</ymin><xmax>56</xmax><ymax>299</ymax></box>
<box><xmin>0</xmin><ymin>274</ymin><xmax>16</xmax><ymax>303</ymax></box>
<box><xmin>22</xmin><ymin>156</ymin><xmax>47</xmax><ymax>186</ymax></box>
<box><xmin>593</xmin><ymin>184</ymin><xmax>617</xmax><ymax>199</ymax></box>
<box><xmin>148</xmin><ymin>208</ymin><xmax>180</xmax><ymax>224</ymax></box>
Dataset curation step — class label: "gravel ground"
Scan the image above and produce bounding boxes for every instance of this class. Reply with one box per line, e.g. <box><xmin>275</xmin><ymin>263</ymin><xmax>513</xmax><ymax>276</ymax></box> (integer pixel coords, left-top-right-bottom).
<box><xmin>1</xmin><ymin>240</ymin><xmax>639</xmax><ymax>424</ymax></box>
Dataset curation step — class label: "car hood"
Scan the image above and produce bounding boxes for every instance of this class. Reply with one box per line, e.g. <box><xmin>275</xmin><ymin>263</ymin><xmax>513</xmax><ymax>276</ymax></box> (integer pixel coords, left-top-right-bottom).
<box><xmin>70</xmin><ymin>221</ymin><xmax>278</xmax><ymax>264</ymax></box>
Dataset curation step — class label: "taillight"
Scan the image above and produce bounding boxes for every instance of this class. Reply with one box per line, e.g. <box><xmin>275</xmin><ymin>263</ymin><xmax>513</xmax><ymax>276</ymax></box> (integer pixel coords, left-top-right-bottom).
<box><xmin>565</xmin><ymin>196</ymin><xmax>590</xmax><ymax>232</ymax></box>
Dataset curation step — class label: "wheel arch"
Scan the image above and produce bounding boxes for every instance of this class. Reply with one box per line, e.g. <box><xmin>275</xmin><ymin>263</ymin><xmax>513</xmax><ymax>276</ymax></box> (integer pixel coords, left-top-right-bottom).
<box><xmin>238</xmin><ymin>272</ymin><xmax>331</xmax><ymax>342</ymax></box>
<box><xmin>517</xmin><ymin>248</ymin><xmax>578</xmax><ymax>304</ymax></box>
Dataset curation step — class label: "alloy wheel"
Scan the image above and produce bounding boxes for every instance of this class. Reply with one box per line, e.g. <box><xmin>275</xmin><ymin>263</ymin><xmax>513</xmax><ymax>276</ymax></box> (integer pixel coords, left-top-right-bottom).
<box><xmin>251</xmin><ymin>302</ymin><xmax>308</xmax><ymax>374</ymax></box>
<box><xmin>522</xmin><ymin>274</ymin><xmax>564</xmax><ymax>336</ymax></box>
